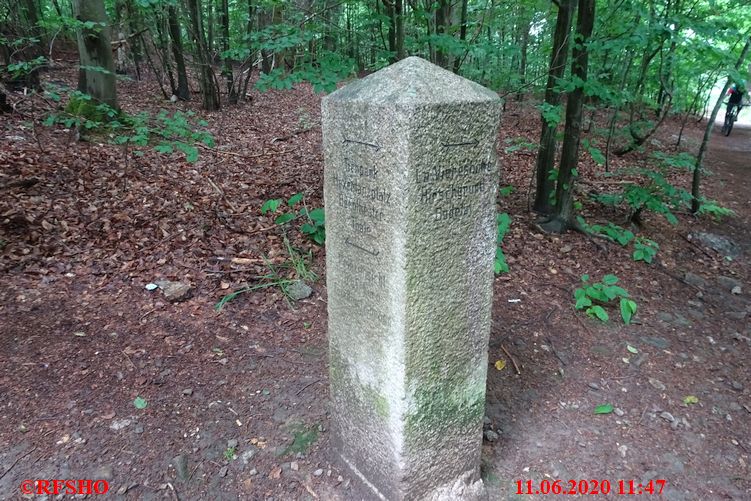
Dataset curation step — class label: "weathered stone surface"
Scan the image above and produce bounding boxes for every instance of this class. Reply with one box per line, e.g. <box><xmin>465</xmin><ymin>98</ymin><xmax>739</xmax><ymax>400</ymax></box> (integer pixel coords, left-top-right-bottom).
<box><xmin>322</xmin><ymin>57</ymin><xmax>500</xmax><ymax>500</ymax></box>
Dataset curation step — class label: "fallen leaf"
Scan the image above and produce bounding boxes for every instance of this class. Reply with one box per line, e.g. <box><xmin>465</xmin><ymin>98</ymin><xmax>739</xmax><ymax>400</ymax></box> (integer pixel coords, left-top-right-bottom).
<box><xmin>269</xmin><ymin>465</ymin><xmax>282</xmax><ymax>479</ymax></box>
<box><xmin>594</xmin><ymin>403</ymin><xmax>614</xmax><ymax>415</ymax></box>
<box><xmin>133</xmin><ymin>396</ymin><xmax>148</xmax><ymax>409</ymax></box>
<box><xmin>683</xmin><ymin>395</ymin><xmax>699</xmax><ymax>405</ymax></box>
<box><xmin>626</xmin><ymin>344</ymin><xmax>638</xmax><ymax>354</ymax></box>
<box><xmin>494</xmin><ymin>360</ymin><xmax>506</xmax><ymax>371</ymax></box>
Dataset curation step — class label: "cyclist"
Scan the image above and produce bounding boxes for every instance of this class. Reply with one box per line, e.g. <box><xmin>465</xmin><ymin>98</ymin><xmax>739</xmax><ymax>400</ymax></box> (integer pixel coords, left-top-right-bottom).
<box><xmin>726</xmin><ymin>80</ymin><xmax>747</xmax><ymax>115</ymax></box>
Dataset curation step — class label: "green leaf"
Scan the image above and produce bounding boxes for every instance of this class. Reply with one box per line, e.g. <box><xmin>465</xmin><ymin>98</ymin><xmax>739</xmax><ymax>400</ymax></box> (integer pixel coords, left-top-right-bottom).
<box><xmin>274</xmin><ymin>213</ymin><xmax>295</xmax><ymax>225</ymax></box>
<box><xmin>588</xmin><ymin>305</ymin><xmax>609</xmax><ymax>322</ymax></box>
<box><xmin>308</xmin><ymin>208</ymin><xmax>325</xmax><ymax>224</ymax></box>
<box><xmin>300</xmin><ymin>223</ymin><xmax>316</xmax><ymax>234</ymax></box>
<box><xmin>134</xmin><ymin>396</ymin><xmax>148</xmax><ymax>409</ymax></box>
<box><xmin>261</xmin><ymin>199</ymin><xmax>282</xmax><ymax>214</ymax></box>
<box><xmin>620</xmin><ymin>298</ymin><xmax>637</xmax><ymax>324</ymax></box>
<box><xmin>594</xmin><ymin>403</ymin><xmax>614</xmax><ymax>415</ymax></box>
<box><xmin>581</xmin><ymin>274</ymin><xmax>590</xmax><ymax>282</ymax></box>
<box><xmin>575</xmin><ymin>296</ymin><xmax>592</xmax><ymax>309</ymax></box>
<box><xmin>154</xmin><ymin>144</ymin><xmax>174</xmax><ymax>154</ymax></box>
<box><xmin>683</xmin><ymin>395</ymin><xmax>699</xmax><ymax>405</ymax></box>
<box><xmin>176</xmin><ymin>143</ymin><xmax>198</xmax><ymax>163</ymax></box>
<box><xmin>602</xmin><ymin>274</ymin><xmax>619</xmax><ymax>285</ymax></box>
<box><xmin>287</xmin><ymin>193</ymin><xmax>304</xmax><ymax>206</ymax></box>
<box><xmin>626</xmin><ymin>344</ymin><xmax>638</xmax><ymax>354</ymax></box>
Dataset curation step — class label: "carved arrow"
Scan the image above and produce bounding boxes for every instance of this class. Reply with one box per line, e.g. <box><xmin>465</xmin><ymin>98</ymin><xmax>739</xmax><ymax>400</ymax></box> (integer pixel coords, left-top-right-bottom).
<box><xmin>442</xmin><ymin>140</ymin><xmax>479</xmax><ymax>148</ymax></box>
<box><xmin>345</xmin><ymin>237</ymin><xmax>380</xmax><ymax>257</ymax></box>
<box><xmin>343</xmin><ymin>137</ymin><xmax>381</xmax><ymax>151</ymax></box>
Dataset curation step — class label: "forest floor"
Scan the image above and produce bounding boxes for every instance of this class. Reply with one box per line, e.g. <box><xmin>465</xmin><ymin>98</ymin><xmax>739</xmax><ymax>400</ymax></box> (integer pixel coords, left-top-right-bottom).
<box><xmin>1</xmin><ymin>60</ymin><xmax>750</xmax><ymax>501</ymax></box>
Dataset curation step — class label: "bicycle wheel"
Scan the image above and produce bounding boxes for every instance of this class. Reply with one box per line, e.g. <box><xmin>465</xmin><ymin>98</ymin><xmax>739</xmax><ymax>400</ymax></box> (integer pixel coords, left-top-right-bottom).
<box><xmin>726</xmin><ymin>117</ymin><xmax>734</xmax><ymax>136</ymax></box>
<box><xmin>722</xmin><ymin>114</ymin><xmax>731</xmax><ymax>135</ymax></box>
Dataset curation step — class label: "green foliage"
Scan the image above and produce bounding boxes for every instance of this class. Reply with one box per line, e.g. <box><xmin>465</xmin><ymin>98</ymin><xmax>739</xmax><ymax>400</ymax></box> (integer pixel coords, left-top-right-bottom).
<box><xmin>591</xmin><ymin>169</ymin><xmax>691</xmax><ymax>225</ymax></box>
<box><xmin>539</xmin><ymin>102</ymin><xmax>563</xmax><ymax>128</ymax></box>
<box><xmin>262</xmin><ymin>193</ymin><xmax>325</xmax><ymax>245</ymax></box>
<box><xmin>574</xmin><ymin>274</ymin><xmax>636</xmax><ymax>324</ymax></box>
<box><xmin>281</xmin><ymin>423</ymin><xmax>319</xmax><ymax>456</ymax></box>
<box><xmin>494</xmin><ymin>213</ymin><xmax>511</xmax><ymax>274</ymax></box>
<box><xmin>6</xmin><ymin>56</ymin><xmax>46</xmax><ymax>80</ymax></box>
<box><xmin>696</xmin><ymin>199</ymin><xmax>735</xmax><ymax>220</ymax></box>
<box><xmin>503</xmin><ymin>137</ymin><xmax>537</xmax><ymax>154</ymax></box>
<box><xmin>589</xmin><ymin>222</ymin><xmax>635</xmax><ymax>246</ymax></box>
<box><xmin>632</xmin><ymin>237</ymin><xmax>659</xmax><ymax>263</ymax></box>
<box><xmin>44</xmin><ymin>88</ymin><xmax>213</xmax><ymax>163</ymax></box>
<box><xmin>223</xmin><ymin>447</ymin><xmax>237</xmax><ymax>461</ymax></box>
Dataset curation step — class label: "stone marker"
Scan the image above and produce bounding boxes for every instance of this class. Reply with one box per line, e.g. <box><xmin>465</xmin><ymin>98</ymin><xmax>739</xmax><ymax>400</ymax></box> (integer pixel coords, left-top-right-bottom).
<box><xmin>322</xmin><ymin>56</ymin><xmax>501</xmax><ymax>500</ymax></box>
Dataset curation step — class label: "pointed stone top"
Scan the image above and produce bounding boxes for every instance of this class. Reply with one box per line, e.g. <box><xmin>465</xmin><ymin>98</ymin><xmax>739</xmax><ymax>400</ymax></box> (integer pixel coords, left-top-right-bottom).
<box><xmin>325</xmin><ymin>56</ymin><xmax>499</xmax><ymax>106</ymax></box>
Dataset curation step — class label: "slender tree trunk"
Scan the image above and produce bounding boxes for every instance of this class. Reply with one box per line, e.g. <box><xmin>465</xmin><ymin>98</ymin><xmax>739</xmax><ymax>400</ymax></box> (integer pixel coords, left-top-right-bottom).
<box><xmin>692</xmin><ymin>37</ymin><xmax>751</xmax><ymax>213</ymax></box>
<box><xmin>532</xmin><ymin>0</ymin><xmax>575</xmax><ymax>215</ymax></box>
<box><xmin>219</xmin><ymin>0</ymin><xmax>236</xmax><ymax>103</ymax></box>
<box><xmin>187</xmin><ymin>0</ymin><xmax>220</xmax><ymax>110</ymax></box>
<box><xmin>434</xmin><ymin>0</ymin><xmax>451</xmax><ymax>68</ymax></box>
<box><xmin>542</xmin><ymin>0</ymin><xmax>596</xmax><ymax>233</ymax></box>
<box><xmin>73</xmin><ymin>0</ymin><xmax>118</xmax><ymax>109</ymax></box>
<box><xmin>452</xmin><ymin>0</ymin><xmax>468</xmax><ymax>73</ymax></box>
<box><xmin>168</xmin><ymin>5</ymin><xmax>189</xmax><ymax>100</ymax></box>
<box><xmin>240</xmin><ymin>0</ymin><xmax>255</xmax><ymax>99</ymax></box>
<box><xmin>395</xmin><ymin>0</ymin><xmax>404</xmax><ymax>60</ymax></box>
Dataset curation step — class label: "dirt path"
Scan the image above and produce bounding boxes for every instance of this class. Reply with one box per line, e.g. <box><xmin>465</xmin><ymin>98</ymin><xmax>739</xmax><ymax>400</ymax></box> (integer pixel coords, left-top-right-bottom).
<box><xmin>1</xmin><ymin>73</ymin><xmax>749</xmax><ymax>500</ymax></box>
<box><xmin>483</xmin><ymin>124</ymin><xmax>751</xmax><ymax>500</ymax></box>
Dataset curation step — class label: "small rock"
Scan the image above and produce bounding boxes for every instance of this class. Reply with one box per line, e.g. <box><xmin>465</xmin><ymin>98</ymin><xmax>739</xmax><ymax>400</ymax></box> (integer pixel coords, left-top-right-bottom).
<box><xmin>729</xmin><ymin>402</ymin><xmax>743</xmax><ymax>412</ymax></box>
<box><xmin>618</xmin><ymin>444</ymin><xmax>628</xmax><ymax>457</ymax></box>
<box><xmin>688</xmin><ymin>309</ymin><xmax>704</xmax><ymax>320</ymax></box>
<box><xmin>240</xmin><ymin>447</ymin><xmax>257</xmax><ymax>465</ymax></box>
<box><xmin>313</xmin><ymin>469</ymin><xmax>324</xmax><ymax>477</ymax></box>
<box><xmin>560</xmin><ymin>245</ymin><xmax>573</xmax><ymax>254</ymax></box>
<box><xmin>172</xmin><ymin>455</ymin><xmax>190</xmax><ymax>482</ymax></box>
<box><xmin>286</xmin><ymin>281</ymin><xmax>312</xmax><ymax>301</ymax></box>
<box><xmin>614</xmin><ymin>408</ymin><xmax>625</xmax><ymax>417</ymax></box>
<box><xmin>731</xmin><ymin>286</ymin><xmax>742</xmax><ymax>295</ymax></box>
<box><xmin>660</xmin><ymin>411</ymin><xmax>675</xmax><ymax>423</ymax></box>
<box><xmin>657</xmin><ymin>312</ymin><xmax>674</xmax><ymax>323</ymax></box>
<box><xmin>483</xmin><ymin>430</ymin><xmax>499</xmax><ymax>442</ymax></box>
<box><xmin>483</xmin><ymin>416</ymin><xmax>491</xmax><ymax>426</ymax></box>
<box><xmin>290</xmin><ymin>461</ymin><xmax>299</xmax><ymax>471</ymax></box>
<box><xmin>93</xmin><ymin>465</ymin><xmax>113</xmax><ymax>480</ymax></box>
<box><xmin>588</xmin><ymin>382</ymin><xmax>600</xmax><ymax>390</ymax></box>
<box><xmin>134</xmin><ymin>425</ymin><xmax>144</xmax><ymax>434</ymax></box>
<box><xmin>110</xmin><ymin>418</ymin><xmax>132</xmax><ymax>431</ymax></box>
<box><xmin>227</xmin><ymin>439</ymin><xmax>239</xmax><ymax>449</ymax></box>
<box><xmin>648</xmin><ymin>378</ymin><xmax>666</xmax><ymax>391</ymax></box>
<box><xmin>182</xmin><ymin>388</ymin><xmax>193</xmax><ymax>396</ymax></box>
<box><xmin>156</xmin><ymin>280</ymin><xmax>193</xmax><ymax>302</ymax></box>
<box><xmin>692</xmin><ymin>232</ymin><xmax>740</xmax><ymax>258</ymax></box>
<box><xmin>684</xmin><ymin>272</ymin><xmax>706</xmax><ymax>288</ymax></box>
<box><xmin>249</xmin><ymin>468</ymin><xmax>258</xmax><ymax>476</ymax></box>
<box><xmin>717</xmin><ymin>276</ymin><xmax>741</xmax><ymax>291</ymax></box>
<box><xmin>641</xmin><ymin>336</ymin><xmax>670</xmax><ymax>349</ymax></box>
<box><xmin>730</xmin><ymin>381</ymin><xmax>743</xmax><ymax>391</ymax></box>
<box><xmin>219</xmin><ymin>466</ymin><xmax>228</xmax><ymax>478</ymax></box>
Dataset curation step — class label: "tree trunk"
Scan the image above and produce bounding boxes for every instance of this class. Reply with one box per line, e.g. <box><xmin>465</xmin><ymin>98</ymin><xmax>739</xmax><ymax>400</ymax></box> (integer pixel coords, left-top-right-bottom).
<box><xmin>168</xmin><ymin>5</ymin><xmax>189</xmax><ymax>100</ymax></box>
<box><xmin>219</xmin><ymin>0</ymin><xmax>236</xmax><ymax>103</ymax></box>
<box><xmin>452</xmin><ymin>0</ymin><xmax>468</xmax><ymax>73</ymax></box>
<box><xmin>187</xmin><ymin>0</ymin><xmax>220</xmax><ymax>110</ymax></box>
<box><xmin>394</xmin><ymin>0</ymin><xmax>404</xmax><ymax>60</ymax></box>
<box><xmin>73</xmin><ymin>0</ymin><xmax>118</xmax><ymax>109</ymax></box>
<box><xmin>532</xmin><ymin>0</ymin><xmax>575</xmax><ymax>216</ymax></box>
<box><xmin>691</xmin><ymin>37</ymin><xmax>751</xmax><ymax>213</ymax></box>
<box><xmin>434</xmin><ymin>0</ymin><xmax>451</xmax><ymax>68</ymax></box>
<box><xmin>542</xmin><ymin>0</ymin><xmax>595</xmax><ymax>233</ymax></box>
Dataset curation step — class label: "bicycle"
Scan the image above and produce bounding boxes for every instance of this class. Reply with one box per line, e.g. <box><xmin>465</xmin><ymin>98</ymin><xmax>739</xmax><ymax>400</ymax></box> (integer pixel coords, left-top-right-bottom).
<box><xmin>721</xmin><ymin>102</ymin><xmax>742</xmax><ymax>136</ymax></box>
